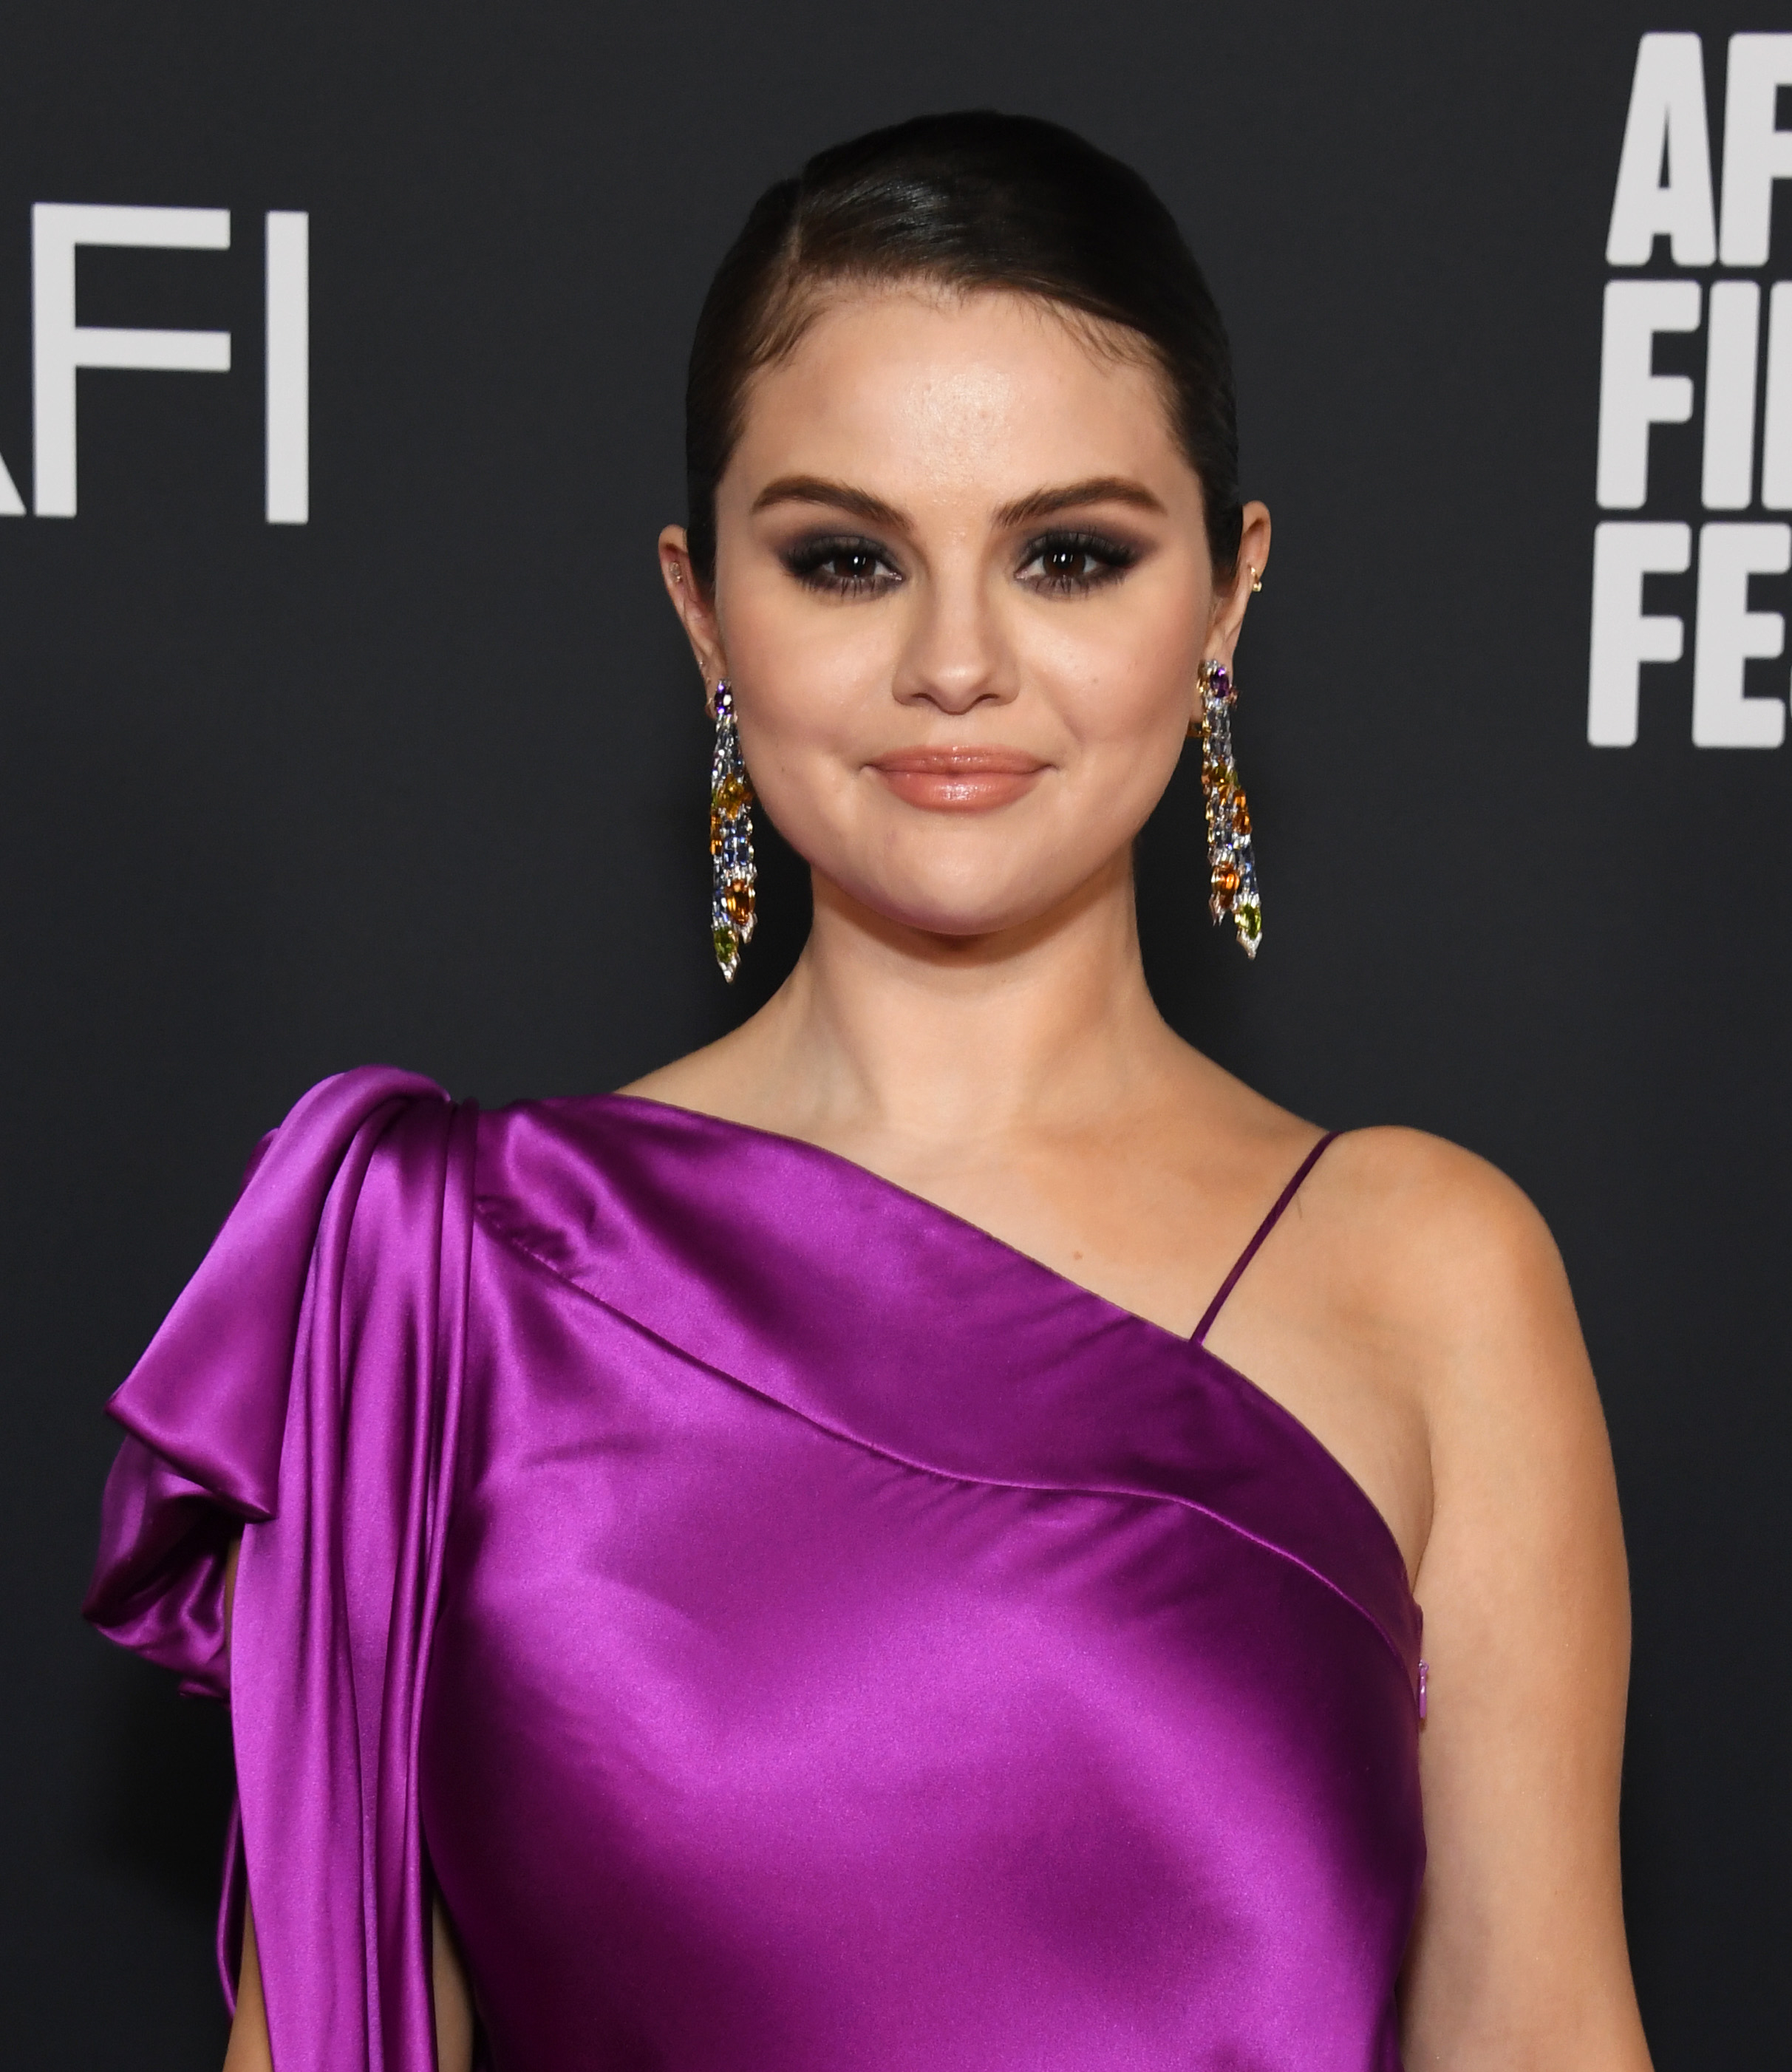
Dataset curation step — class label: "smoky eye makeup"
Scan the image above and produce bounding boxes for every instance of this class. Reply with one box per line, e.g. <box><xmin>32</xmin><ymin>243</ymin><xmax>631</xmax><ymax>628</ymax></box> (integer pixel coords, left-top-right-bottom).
<box><xmin>1015</xmin><ymin>528</ymin><xmax>1143</xmax><ymax>594</ymax></box>
<box><xmin>774</xmin><ymin>522</ymin><xmax>1148</xmax><ymax>598</ymax></box>
<box><xmin>779</xmin><ymin>532</ymin><xmax>904</xmax><ymax>597</ymax></box>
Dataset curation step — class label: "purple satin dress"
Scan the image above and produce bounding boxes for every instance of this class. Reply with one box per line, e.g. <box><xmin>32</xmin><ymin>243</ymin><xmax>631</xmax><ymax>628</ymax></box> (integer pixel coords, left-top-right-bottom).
<box><xmin>86</xmin><ymin>1066</ymin><xmax>1425</xmax><ymax>2071</ymax></box>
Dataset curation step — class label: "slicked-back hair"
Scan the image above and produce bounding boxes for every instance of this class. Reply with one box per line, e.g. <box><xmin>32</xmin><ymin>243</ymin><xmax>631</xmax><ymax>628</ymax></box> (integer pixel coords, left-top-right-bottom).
<box><xmin>684</xmin><ymin>110</ymin><xmax>1242</xmax><ymax>588</ymax></box>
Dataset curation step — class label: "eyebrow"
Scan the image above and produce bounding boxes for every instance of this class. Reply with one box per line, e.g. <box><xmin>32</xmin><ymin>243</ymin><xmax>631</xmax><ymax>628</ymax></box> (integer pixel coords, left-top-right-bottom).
<box><xmin>994</xmin><ymin>477</ymin><xmax>1167</xmax><ymax>526</ymax></box>
<box><xmin>751</xmin><ymin>475</ymin><xmax>909</xmax><ymax>526</ymax></box>
<box><xmin>749</xmin><ymin>472</ymin><xmax>1168</xmax><ymax>531</ymax></box>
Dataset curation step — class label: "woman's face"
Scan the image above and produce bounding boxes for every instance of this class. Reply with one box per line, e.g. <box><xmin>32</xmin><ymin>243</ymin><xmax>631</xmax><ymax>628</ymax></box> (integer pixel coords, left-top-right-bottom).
<box><xmin>663</xmin><ymin>285</ymin><xmax>1268</xmax><ymax>942</ymax></box>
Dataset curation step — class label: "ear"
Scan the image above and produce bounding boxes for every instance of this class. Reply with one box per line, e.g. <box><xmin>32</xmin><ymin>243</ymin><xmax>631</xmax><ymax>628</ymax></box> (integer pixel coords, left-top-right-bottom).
<box><xmin>658</xmin><ymin>525</ymin><xmax>728</xmax><ymax>694</ymax></box>
<box><xmin>1202</xmin><ymin>500</ymin><xmax>1273</xmax><ymax>669</ymax></box>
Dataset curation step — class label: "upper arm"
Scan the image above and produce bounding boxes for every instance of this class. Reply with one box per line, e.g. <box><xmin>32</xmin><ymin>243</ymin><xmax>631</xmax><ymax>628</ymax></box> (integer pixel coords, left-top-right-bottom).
<box><xmin>1368</xmin><ymin>1138</ymin><xmax>1650</xmax><ymax>2070</ymax></box>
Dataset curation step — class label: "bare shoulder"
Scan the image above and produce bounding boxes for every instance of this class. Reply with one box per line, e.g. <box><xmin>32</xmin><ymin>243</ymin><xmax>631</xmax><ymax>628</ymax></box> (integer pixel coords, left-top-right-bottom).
<box><xmin>1306</xmin><ymin>1126</ymin><xmax>1605</xmax><ymax>1519</ymax></box>
<box><xmin>1287</xmin><ymin>1124</ymin><xmax>1598</xmax><ymax>1470</ymax></box>
<box><xmin>1312</xmin><ymin>1124</ymin><xmax>1575</xmax><ymax>1328</ymax></box>
<box><xmin>1315</xmin><ymin>1120</ymin><xmax>1538</xmax><ymax>1225</ymax></box>
<box><xmin>618</xmin><ymin>1031</ymin><xmax>749</xmax><ymax>1119</ymax></box>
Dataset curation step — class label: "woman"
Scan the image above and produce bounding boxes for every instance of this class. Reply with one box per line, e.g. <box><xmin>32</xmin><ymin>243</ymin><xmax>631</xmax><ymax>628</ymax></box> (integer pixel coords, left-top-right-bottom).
<box><xmin>87</xmin><ymin>113</ymin><xmax>1649</xmax><ymax>2071</ymax></box>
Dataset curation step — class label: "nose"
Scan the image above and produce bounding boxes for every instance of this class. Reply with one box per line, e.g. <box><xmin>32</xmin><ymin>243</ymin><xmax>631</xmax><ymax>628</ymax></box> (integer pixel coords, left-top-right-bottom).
<box><xmin>890</xmin><ymin>559</ymin><xmax>1018</xmax><ymax>716</ymax></box>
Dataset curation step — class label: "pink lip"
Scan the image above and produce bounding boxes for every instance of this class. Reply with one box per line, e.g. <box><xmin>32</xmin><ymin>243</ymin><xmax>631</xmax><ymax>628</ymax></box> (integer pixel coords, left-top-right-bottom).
<box><xmin>869</xmin><ymin>748</ymin><xmax>1049</xmax><ymax>811</ymax></box>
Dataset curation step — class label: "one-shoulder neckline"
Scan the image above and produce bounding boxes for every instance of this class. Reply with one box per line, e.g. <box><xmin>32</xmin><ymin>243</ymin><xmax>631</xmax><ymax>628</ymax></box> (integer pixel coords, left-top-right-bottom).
<box><xmin>587</xmin><ymin>1089</ymin><xmax>1411</xmax><ymax>1589</ymax></box>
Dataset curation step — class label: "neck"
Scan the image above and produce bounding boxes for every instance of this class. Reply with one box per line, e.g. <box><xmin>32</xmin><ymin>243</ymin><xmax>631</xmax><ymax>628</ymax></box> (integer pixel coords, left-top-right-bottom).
<box><xmin>736</xmin><ymin>852</ymin><xmax>1184</xmax><ymax>1153</ymax></box>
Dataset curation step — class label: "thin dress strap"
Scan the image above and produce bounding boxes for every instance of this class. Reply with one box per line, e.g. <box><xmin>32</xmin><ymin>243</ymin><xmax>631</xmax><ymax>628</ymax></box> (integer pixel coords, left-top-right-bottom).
<box><xmin>1190</xmin><ymin>1131</ymin><xmax>1340</xmax><ymax>1345</ymax></box>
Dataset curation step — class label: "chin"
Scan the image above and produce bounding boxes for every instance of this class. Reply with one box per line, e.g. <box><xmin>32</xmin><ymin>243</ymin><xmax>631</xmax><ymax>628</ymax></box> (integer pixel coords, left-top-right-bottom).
<box><xmin>831</xmin><ymin>860</ymin><xmax>1091</xmax><ymax>944</ymax></box>
<box><xmin>771</xmin><ymin>797</ymin><xmax>1135</xmax><ymax>942</ymax></box>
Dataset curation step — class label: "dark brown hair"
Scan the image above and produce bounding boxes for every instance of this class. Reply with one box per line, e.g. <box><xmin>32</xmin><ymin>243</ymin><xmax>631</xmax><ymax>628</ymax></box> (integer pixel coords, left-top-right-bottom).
<box><xmin>684</xmin><ymin>110</ymin><xmax>1242</xmax><ymax>587</ymax></box>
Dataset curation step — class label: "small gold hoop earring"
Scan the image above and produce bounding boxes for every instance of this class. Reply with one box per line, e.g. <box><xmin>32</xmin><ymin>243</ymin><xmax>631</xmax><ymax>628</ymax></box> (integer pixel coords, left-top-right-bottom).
<box><xmin>1247</xmin><ymin>562</ymin><xmax>1263</xmax><ymax>595</ymax></box>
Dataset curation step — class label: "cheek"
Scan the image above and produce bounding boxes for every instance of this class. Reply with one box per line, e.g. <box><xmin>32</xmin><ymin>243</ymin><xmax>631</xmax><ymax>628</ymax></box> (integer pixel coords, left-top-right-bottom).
<box><xmin>718</xmin><ymin>578</ymin><xmax>899</xmax><ymax>761</ymax></box>
<box><xmin>1023</xmin><ymin>583</ymin><xmax>1207</xmax><ymax>753</ymax></box>
<box><xmin>712</xmin><ymin>533</ymin><xmax>879</xmax><ymax>659</ymax></box>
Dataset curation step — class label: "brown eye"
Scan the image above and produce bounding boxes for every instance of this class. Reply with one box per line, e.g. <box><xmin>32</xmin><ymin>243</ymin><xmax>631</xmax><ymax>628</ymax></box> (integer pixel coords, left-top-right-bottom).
<box><xmin>782</xmin><ymin>534</ymin><xmax>902</xmax><ymax>596</ymax></box>
<box><xmin>827</xmin><ymin>548</ymin><xmax>882</xmax><ymax>583</ymax></box>
<box><xmin>1018</xmin><ymin>529</ymin><xmax>1139</xmax><ymax>594</ymax></box>
<box><xmin>1041</xmin><ymin>546</ymin><xmax>1088</xmax><ymax>579</ymax></box>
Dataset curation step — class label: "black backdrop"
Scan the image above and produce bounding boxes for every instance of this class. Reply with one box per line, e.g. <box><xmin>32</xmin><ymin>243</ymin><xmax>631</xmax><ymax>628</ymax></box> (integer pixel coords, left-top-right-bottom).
<box><xmin>2</xmin><ymin>4</ymin><xmax>1785</xmax><ymax>2065</ymax></box>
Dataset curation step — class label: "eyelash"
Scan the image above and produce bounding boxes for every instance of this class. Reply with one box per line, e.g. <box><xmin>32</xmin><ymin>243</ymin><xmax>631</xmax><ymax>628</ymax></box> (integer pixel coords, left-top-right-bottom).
<box><xmin>1016</xmin><ymin>530</ymin><xmax>1139</xmax><ymax>594</ymax></box>
<box><xmin>781</xmin><ymin>535</ymin><xmax>902</xmax><ymax>597</ymax></box>
<box><xmin>781</xmin><ymin>528</ymin><xmax>1141</xmax><ymax>599</ymax></box>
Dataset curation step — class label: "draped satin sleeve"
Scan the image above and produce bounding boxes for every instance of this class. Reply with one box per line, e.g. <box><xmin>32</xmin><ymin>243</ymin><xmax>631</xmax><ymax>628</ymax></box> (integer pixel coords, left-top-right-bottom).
<box><xmin>82</xmin><ymin>1066</ymin><xmax>477</xmax><ymax>2072</ymax></box>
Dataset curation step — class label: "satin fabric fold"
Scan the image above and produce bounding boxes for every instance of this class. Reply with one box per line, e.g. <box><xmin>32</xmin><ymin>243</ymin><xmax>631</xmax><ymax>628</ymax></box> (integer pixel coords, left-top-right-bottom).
<box><xmin>477</xmin><ymin>1094</ymin><xmax>1421</xmax><ymax>1686</ymax></box>
<box><xmin>87</xmin><ymin>1072</ymin><xmax>1425</xmax><ymax>2072</ymax></box>
<box><xmin>86</xmin><ymin>1067</ymin><xmax>474</xmax><ymax>2071</ymax></box>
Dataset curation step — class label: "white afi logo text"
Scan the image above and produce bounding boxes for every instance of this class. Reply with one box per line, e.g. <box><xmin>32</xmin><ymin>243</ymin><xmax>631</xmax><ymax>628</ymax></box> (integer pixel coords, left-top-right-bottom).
<box><xmin>0</xmin><ymin>205</ymin><xmax>307</xmax><ymax>525</ymax></box>
<box><xmin>1590</xmin><ymin>33</ymin><xmax>1792</xmax><ymax>746</ymax></box>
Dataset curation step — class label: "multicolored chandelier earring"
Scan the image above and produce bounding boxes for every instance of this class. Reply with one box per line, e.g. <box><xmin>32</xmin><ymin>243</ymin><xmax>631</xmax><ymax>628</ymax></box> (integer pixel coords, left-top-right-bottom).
<box><xmin>1195</xmin><ymin>658</ymin><xmax>1262</xmax><ymax>957</ymax></box>
<box><xmin>707</xmin><ymin>680</ymin><xmax>757</xmax><ymax>981</ymax></box>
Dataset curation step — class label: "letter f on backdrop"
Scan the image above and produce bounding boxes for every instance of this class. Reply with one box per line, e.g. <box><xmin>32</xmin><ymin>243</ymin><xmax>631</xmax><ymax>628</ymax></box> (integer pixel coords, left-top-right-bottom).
<box><xmin>32</xmin><ymin>204</ymin><xmax>231</xmax><ymax>517</ymax></box>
